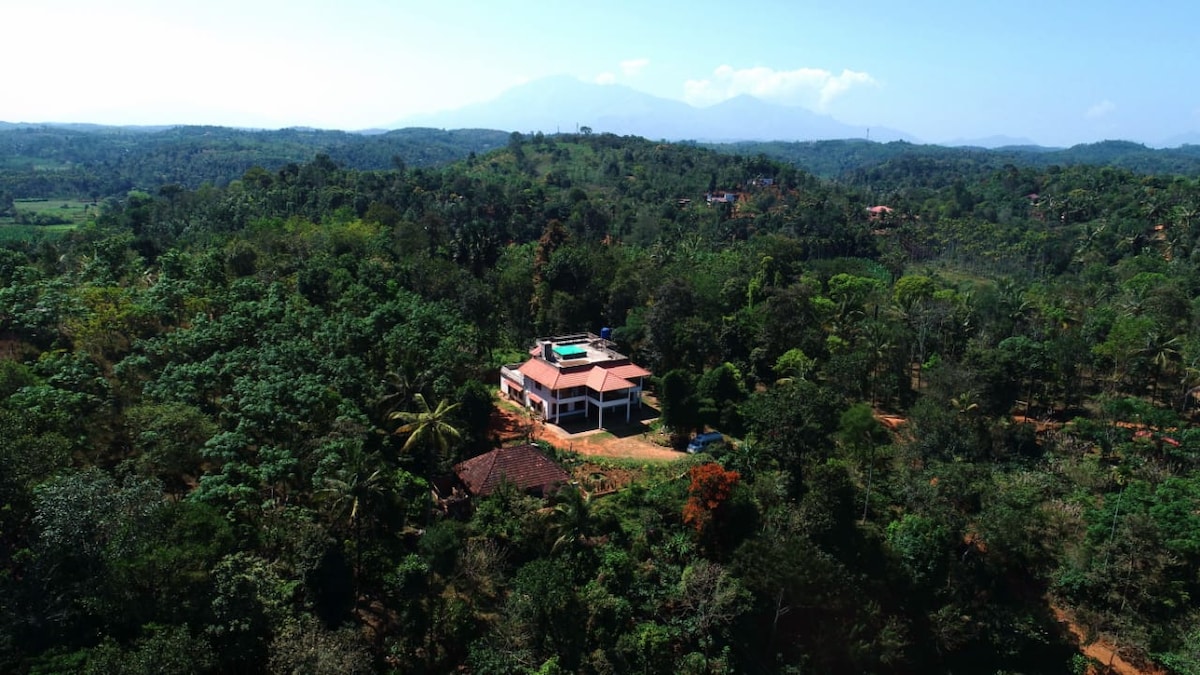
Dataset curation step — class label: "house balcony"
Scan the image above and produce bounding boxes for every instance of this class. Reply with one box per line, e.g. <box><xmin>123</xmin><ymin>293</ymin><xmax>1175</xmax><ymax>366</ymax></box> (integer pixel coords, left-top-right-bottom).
<box><xmin>586</xmin><ymin>390</ymin><xmax>637</xmax><ymax>409</ymax></box>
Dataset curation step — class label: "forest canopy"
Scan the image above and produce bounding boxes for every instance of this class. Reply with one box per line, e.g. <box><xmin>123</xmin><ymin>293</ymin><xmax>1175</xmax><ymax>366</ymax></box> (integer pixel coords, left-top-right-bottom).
<box><xmin>2</xmin><ymin>129</ymin><xmax>1200</xmax><ymax>673</ymax></box>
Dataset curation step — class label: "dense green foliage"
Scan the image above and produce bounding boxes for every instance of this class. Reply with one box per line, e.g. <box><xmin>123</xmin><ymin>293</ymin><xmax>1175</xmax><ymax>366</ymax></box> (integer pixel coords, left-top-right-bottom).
<box><xmin>721</xmin><ymin>139</ymin><xmax>1200</xmax><ymax>185</ymax></box>
<box><xmin>0</xmin><ymin>125</ymin><xmax>509</xmax><ymax>200</ymax></box>
<box><xmin>2</xmin><ymin>130</ymin><xmax>1200</xmax><ymax>673</ymax></box>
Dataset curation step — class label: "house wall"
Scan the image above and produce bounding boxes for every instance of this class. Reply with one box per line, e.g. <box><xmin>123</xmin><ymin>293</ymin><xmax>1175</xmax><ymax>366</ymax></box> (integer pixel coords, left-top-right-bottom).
<box><xmin>501</xmin><ymin>353</ymin><xmax>647</xmax><ymax>427</ymax></box>
<box><xmin>499</xmin><ymin>374</ymin><xmax>522</xmax><ymax>401</ymax></box>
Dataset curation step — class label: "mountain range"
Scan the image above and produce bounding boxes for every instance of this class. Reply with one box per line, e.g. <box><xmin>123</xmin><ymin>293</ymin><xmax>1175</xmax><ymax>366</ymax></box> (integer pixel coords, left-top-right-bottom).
<box><xmin>395</xmin><ymin>75</ymin><xmax>917</xmax><ymax>144</ymax></box>
<box><xmin>8</xmin><ymin>74</ymin><xmax>1197</xmax><ymax>149</ymax></box>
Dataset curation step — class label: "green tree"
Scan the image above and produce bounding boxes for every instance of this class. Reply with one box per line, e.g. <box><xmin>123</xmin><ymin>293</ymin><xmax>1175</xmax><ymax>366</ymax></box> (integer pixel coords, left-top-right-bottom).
<box><xmin>125</xmin><ymin>402</ymin><xmax>217</xmax><ymax>497</ymax></box>
<box><xmin>697</xmin><ymin>362</ymin><xmax>746</xmax><ymax>435</ymax></box>
<box><xmin>741</xmin><ymin>380</ymin><xmax>842</xmax><ymax>483</ymax></box>
<box><xmin>389</xmin><ymin>393</ymin><xmax>463</xmax><ymax>470</ymax></box>
<box><xmin>31</xmin><ymin>469</ymin><xmax>166</xmax><ymax>637</ymax></box>
<box><xmin>314</xmin><ymin>440</ymin><xmax>391</xmax><ymax>597</ymax></box>
<box><xmin>892</xmin><ymin>274</ymin><xmax>936</xmax><ymax>312</ymax></box>
<box><xmin>672</xmin><ymin>560</ymin><xmax>750</xmax><ymax>657</ymax></box>
<box><xmin>494</xmin><ymin>558</ymin><xmax>584</xmax><ymax>669</ymax></box>
<box><xmin>267</xmin><ymin>615</ymin><xmax>374</xmax><ymax>675</ymax></box>
<box><xmin>549</xmin><ymin>485</ymin><xmax>593</xmax><ymax>553</ymax></box>
<box><xmin>886</xmin><ymin>514</ymin><xmax>951</xmax><ymax>593</ymax></box>
<box><xmin>773</xmin><ymin>347</ymin><xmax>815</xmax><ymax>384</ymax></box>
<box><xmin>658</xmin><ymin>369</ymin><xmax>703</xmax><ymax>446</ymax></box>
<box><xmin>82</xmin><ymin>624</ymin><xmax>216</xmax><ymax>675</ymax></box>
<box><xmin>836</xmin><ymin>403</ymin><xmax>889</xmax><ymax>522</ymax></box>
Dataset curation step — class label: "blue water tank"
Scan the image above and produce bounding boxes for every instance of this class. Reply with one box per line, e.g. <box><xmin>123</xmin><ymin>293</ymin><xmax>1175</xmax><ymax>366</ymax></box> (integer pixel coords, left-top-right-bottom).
<box><xmin>600</xmin><ymin>326</ymin><xmax>612</xmax><ymax>341</ymax></box>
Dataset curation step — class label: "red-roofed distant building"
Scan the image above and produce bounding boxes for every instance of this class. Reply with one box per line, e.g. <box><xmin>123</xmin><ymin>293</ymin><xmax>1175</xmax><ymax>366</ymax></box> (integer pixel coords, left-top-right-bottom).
<box><xmin>500</xmin><ymin>332</ymin><xmax>651</xmax><ymax>429</ymax></box>
<box><xmin>453</xmin><ymin>444</ymin><xmax>570</xmax><ymax>497</ymax></box>
<box><xmin>866</xmin><ymin>205</ymin><xmax>894</xmax><ymax>220</ymax></box>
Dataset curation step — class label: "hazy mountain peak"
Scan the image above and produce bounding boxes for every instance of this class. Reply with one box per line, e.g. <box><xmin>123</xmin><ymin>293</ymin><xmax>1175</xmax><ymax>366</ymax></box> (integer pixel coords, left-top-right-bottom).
<box><xmin>395</xmin><ymin>75</ymin><xmax>914</xmax><ymax>143</ymax></box>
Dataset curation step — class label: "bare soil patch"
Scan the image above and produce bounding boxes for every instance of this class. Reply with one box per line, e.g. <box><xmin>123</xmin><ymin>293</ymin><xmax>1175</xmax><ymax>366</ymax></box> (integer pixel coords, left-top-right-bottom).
<box><xmin>489</xmin><ymin>396</ymin><xmax>681</xmax><ymax>463</ymax></box>
<box><xmin>1051</xmin><ymin>602</ymin><xmax>1166</xmax><ymax>675</ymax></box>
<box><xmin>572</xmin><ymin>461</ymin><xmax>639</xmax><ymax>495</ymax></box>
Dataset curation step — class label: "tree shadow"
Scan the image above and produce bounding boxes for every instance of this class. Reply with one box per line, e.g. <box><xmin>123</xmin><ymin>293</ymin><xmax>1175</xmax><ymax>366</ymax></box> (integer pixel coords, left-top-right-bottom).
<box><xmin>547</xmin><ymin>401</ymin><xmax>660</xmax><ymax>438</ymax></box>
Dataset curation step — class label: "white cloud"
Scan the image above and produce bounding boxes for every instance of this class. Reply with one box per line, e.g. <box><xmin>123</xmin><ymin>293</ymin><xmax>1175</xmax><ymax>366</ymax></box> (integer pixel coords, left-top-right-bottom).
<box><xmin>683</xmin><ymin>65</ymin><xmax>876</xmax><ymax>109</ymax></box>
<box><xmin>620</xmin><ymin>58</ymin><xmax>650</xmax><ymax>77</ymax></box>
<box><xmin>1086</xmin><ymin>99</ymin><xmax>1116</xmax><ymax>119</ymax></box>
<box><xmin>594</xmin><ymin>58</ymin><xmax>647</xmax><ymax>85</ymax></box>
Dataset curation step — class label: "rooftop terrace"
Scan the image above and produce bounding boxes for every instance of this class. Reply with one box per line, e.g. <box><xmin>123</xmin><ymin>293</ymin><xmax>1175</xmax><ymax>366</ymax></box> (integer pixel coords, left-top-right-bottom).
<box><xmin>534</xmin><ymin>333</ymin><xmax>629</xmax><ymax>369</ymax></box>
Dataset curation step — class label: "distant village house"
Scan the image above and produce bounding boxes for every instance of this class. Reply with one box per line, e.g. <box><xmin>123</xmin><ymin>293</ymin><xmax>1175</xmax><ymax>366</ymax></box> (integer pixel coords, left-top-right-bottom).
<box><xmin>866</xmin><ymin>205</ymin><xmax>894</xmax><ymax>220</ymax></box>
<box><xmin>706</xmin><ymin>191</ymin><xmax>739</xmax><ymax>205</ymax></box>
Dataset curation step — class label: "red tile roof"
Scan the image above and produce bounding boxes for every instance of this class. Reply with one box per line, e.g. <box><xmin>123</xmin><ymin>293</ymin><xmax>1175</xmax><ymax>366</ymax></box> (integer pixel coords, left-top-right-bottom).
<box><xmin>556</xmin><ymin>370</ymin><xmax>593</xmax><ymax>388</ymax></box>
<box><xmin>518</xmin><ymin>359</ymin><xmax>569</xmax><ymax>389</ymax></box>
<box><xmin>605</xmin><ymin>363</ymin><xmax>651</xmax><ymax>380</ymax></box>
<box><xmin>518</xmin><ymin>358</ymin><xmax>650</xmax><ymax>392</ymax></box>
<box><xmin>453</xmin><ymin>444</ymin><xmax>570</xmax><ymax>496</ymax></box>
<box><xmin>586</xmin><ymin>367</ymin><xmax>635</xmax><ymax>392</ymax></box>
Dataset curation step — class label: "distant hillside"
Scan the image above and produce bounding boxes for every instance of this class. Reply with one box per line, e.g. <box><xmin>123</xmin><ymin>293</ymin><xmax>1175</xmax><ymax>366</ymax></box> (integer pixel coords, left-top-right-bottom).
<box><xmin>715</xmin><ymin>139</ymin><xmax>1200</xmax><ymax>185</ymax></box>
<box><xmin>942</xmin><ymin>135</ymin><xmax>1043</xmax><ymax>149</ymax></box>
<box><xmin>7</xmin><ymin>121</ymin><xmax>1200</xmax><ymax>203</ymax></box>
<box><xmin>0</xmin><ymin>125</ymin><xmax>509</xmax><ymax>198</ymax></box>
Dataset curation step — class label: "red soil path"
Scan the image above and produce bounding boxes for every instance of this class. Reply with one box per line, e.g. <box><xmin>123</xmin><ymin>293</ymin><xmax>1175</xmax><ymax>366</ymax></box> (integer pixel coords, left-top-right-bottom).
<box><xmin>1051</xmin><ymin>603</ymin><xmax>1167</xmax><ymax>675</ymax></box>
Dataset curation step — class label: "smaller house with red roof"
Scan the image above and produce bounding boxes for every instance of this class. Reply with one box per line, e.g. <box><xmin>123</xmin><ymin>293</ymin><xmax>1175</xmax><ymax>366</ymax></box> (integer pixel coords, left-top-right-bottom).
<box><xmin>866</xmin><ymin>205</ymin><xmax>894</xmax><ymax>220</ymax></box>
<box><xmin>500</xmin><ymin>332</ymin><xmax>651</xmax><ymax>429</ymax></box>
<box><xmin>453</xmin><ymin>444</ymin><xmax>570</xmax><ymax>497</ymax></box>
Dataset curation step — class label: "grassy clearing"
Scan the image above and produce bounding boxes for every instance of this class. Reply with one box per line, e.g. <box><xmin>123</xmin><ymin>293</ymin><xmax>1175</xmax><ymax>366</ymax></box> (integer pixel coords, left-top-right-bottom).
<box><xmin>0</xmin><ymin>198</ymin><xmax>93</xmax><ymax>239</ymax></box>
<box><xmin>0</xmin><ymin>223</ymin><xmax>76</xmax><ymax>243</ymax></box>
<box><xmin>550</xmin><ymin>445</ymin><xmax>695</xmax><ymax>473</ymax></box>
<box><xmin>488</xmin><ymin>347</ymin><xmax>530</xmax><ymax>370</ymax></box>
<box><xmin>9</xmin><ymin>198</ymin><xmax>96</xmax><ymax>225</ymax></box>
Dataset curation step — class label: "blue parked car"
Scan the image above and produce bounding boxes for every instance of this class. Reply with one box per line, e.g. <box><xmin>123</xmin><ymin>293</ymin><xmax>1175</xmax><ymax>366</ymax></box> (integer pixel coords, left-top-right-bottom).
<box><xmin>687</xmin><ymin>431</ymin><xmax>724</xmax><ymax>453</ymax></box>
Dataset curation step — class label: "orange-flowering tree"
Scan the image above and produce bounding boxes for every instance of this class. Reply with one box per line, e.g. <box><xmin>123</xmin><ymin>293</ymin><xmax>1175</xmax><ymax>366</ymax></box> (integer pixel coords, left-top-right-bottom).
<box><xmin>682</xmin><ymin>463</ymin><xmax>741</xmax><ymax>536</ymax></box>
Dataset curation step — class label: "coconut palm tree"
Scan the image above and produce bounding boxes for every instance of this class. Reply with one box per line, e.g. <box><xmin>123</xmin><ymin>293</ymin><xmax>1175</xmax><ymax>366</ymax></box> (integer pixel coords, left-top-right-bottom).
<box><xmin>376</xmin><ymin>369</ymin><xmax>427</xmax><ymax>423</ymax></box>
<box><xmin>389</xmin><ymin>393</ymin><xmax>462</xmax><ymax>466</ymax></box>
<box><xmin>1141</xmin><ymin>330</ymin><xmax>1181</xmax><ymax>402</ymax></box>
<box><xmin>549</xmin><ymin>485</ymin><xmax>593</xmax><ymax>553</ymax></box>
<box><xmin>316</xmin><ymin>443</ymin><xmax>389</xmax><ymax>602</ymax></box>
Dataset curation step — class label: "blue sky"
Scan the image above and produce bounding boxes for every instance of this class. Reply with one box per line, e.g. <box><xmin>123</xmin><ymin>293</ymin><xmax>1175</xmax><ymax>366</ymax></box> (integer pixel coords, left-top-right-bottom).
<box><xmin>3</xmin><ymin>0</ymin><xmax>1198</xmax><ymax>146</ymax></box>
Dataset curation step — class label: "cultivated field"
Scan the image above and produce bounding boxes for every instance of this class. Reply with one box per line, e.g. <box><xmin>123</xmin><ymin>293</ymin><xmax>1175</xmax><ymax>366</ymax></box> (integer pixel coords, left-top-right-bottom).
<box><xmin>0</xmin><ymin>198</ymin><xmax>94</xmax><ymax>239</ymax></box>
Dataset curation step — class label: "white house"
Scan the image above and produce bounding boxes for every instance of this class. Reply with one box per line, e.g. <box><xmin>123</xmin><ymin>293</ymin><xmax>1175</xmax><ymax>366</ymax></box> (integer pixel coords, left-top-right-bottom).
<box><xmin>500</xmin><ymin>332</ymin><xmax>651</xmax><ymax>430</ymax></box>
